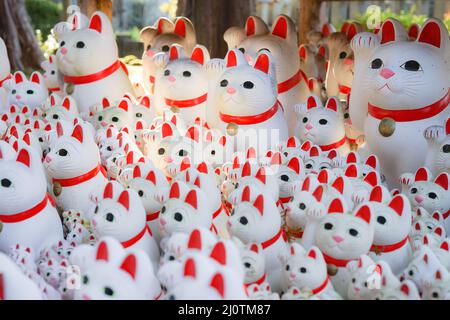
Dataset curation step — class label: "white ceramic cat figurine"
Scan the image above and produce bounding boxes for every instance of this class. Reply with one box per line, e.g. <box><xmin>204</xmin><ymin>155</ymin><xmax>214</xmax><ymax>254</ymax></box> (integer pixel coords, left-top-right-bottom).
<box><xmin>56</xmin><ymin>11</ymin><xmax>134</xmax><ymax>113</ymax></box>
<box><xmin>424</xmin><ymin>118</ymin><xmax>450</xmax><ymax>176</ymax></box>
<box><xmin>41</xmin><ymin>55</ymin><xmax>62</xmax><ymax>94</ymax></box>
<box><xmin>5</xmin><ymin>71</ymin><xmax>48</xmax><ymax>110</ymax></box>
<box><xmin>350</xmin><ymin>18</ymin><xmax>450</xmax><ymax>188</ymax></box>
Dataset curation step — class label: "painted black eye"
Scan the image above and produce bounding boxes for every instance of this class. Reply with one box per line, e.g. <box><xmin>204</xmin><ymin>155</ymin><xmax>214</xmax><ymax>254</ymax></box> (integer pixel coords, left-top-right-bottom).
<box><xmin>106</xmin><ymin>146</ymin><xmax>112</xmax><ymax>151</ymax></box>
<box><xmin>136</xmin><ymin>113</ymin><xmax>142</xmax><ymax>118</ymax></box>
<box><xmin>319</xmin><ymin>119</ymin><xmax>328</xmax><ymax>125</ymax></box>
<box><xmin>1</xmin><ymin>178</ymin><xmax>11</xmax><ymax>188</ymax></box>
<box><xmin>324</xmin><ymin>223</ymin><xmax>333</xmax><ymax>230</ymax></box>
<box><xmin>52</xmin><ymin>114</ymin><xmax>59</xmax><ymax>120</ymax></box>
<box><xmin>280</xmin><ymin>174</ymin><xmax>289</xmax><ymax>182</ymax></box>
<box><xmin>442</xmin><ymin>144</ymin><xmax>450</xmax><ymax>153</ymax></box>
<box><xmin>76</xmin><ymin>41</ymin><xmax>85</xmax><ymax>49</ymax></box>
<box><xmin>106</xmin><ymin>213</ymin><xmax>114</xmax><ymax>222</ymax></box>
<box><xmin>285</xmin><ymin>264</ymin><xmax>290</xmax><ymax>271</ymax></box>
<box><xmin>12</xmin><ymin>89</ymin><xmax>16</xmax><ymax>94</ymax></box>
<box><xmin>94</xmin><ymin>206</ymin><xmax>98</xmax><ymax>214</ymax></box>
<box><xmin>239</xmin><ymin>217</ymin><xmax>248</xmax><ymax>225</ymax></box>
<box><xmin>146</xmin><ymin>44</ymin><xmax>152</xmax><ymax>51</ymax></box>
<box><xmin>138</xmin><ymin>190</ymin><xmax>144</xmax><ymax>197</ymax></box>
<box><xmin>178</xmin><ymin>149</ymin><xmax>188</xmax><ymax>157</ymax></box>
<box><xmin>211</xmin><ymin>150</ymin><xmax>216</xmax><ymax>155</ymax></box>
<box><xmin>243</xmin><ymin>81</ymin><xmax>254</xmax><ymax>89</ymax></box>
<box><xmin>158</xmin><ymin>148</ymin><xmax>165</xmax><ymax>155</ymax></box>
<box><xmin>112</xmin><ymin>117</ymin><xmax>119</xmax><ymax>122</ymax></box>
<box><xmin>409</xmin><ymin>270</ymin><xmax>414</xmax><ymax>276</ymax></box>
<box><xmin>371</xmin><ymin>58</ymin><xmax>383</xmax><ymax>69</ymax></box>
<box><xmin>339</xmin><ymin>51</ymin><xmax>347</xmax><ymax>59</ymax></box>
<box><xmin>349</xmin><ymin>228</ymin><xmax>358</xmax><ymax>236</ymax></box>
<box><xmin>428</xmin><ymin>192</ymin><xmax>437</xmax><ymax>199</ymax></box>
<box><xmin>220</xmin><ymin>79</ymin><xmax>228</xmax><ymax>87</ymax></box>
<box><xmin>302</xmin><ymin>117</ymin><xmax>308</xmax><ymax>123</ymax></box>
<box><xmin>234</xmin><ymin>183</ymin><xmax>239</xmax><ymax>189</ymax></box>
<box><xmin>238</xmin><ymin>48</ymin><xmax>245</xmax><ymax>54</ymax></box>
<box><xmin>51</xmin><ymin>71</ymin><xmax>56</xmax><ymax>75</ymax></box>
<box><xmin>244</xmin><ymin>262</ymin><xmax>251</xmax><ymax>268</ymax></box>
<box><xmin>299</xmin><ymin>203</ymin><xmax>306</xmax><ymax>210</ymax></box>
<box><xmin>352</xmin><ymin>278</ymin><xmax>356</xmax><ymax>283</ymax></box>
<box><xmin>305</xmin><ymin>163</ymin><xmax>313</xmax><ymax>169</ymax></box>
<box><xmin>82</xmin><ymin>275</ymin><xmax>88</xmax><ymax>284</ymax></box>
<box><xmin>60</xmin><ymin>41</ymin><xmax>66</xmax><ymax>47</ymax></box>
<box><xmin>432</xmin><ymin>292</ymin><xmax>439</xmax><ymax>299</ymax></box>
<box><xmin>344</xmin><ymin>113</ymin><xmax>350</xmax><ymax>119</ymax></box>
<box><xmin>401</xmin><ymin>60</ymin><xmax>421</xmax><ymax>71</ymax></box>
<box><xmin>39</xmin><ymin>137</ymin><xmax>43</xmax><ymax>143</ymax></box>
<box><xmin>161</xmin><ymin>45</ymin><xmax>170</xmax><ymax>52</ymax></box>
<box><xmin>168</xmin><ymin>294</ymin><xmax>176</xmax><ymax>300</ymax></box>
<box><xmin>161</xmin><ymin>206</ymin><xmax>166</xmax><ymax>214</ymax></box>
<box><xmin>26</xmin><ymin>90</ymin><xmax>34</xmax><ymax>95</ymax></box>
<box><xmin>364</xmin><ymin>281</ymin><xmax>368</xmax><ymax>288</ymax></box>
<box><xmin>183</xmin><ymin>71</ymin><xmax>191</xmax><ymax>77</ymax></box>
<box><xmin>410</xmin><ymin>188</ymin><xmax>417</xmax><ymax>194</ymax></box>
<box><xmin>164</xmin><ymin>69</ymin><xmax>170</xmax><ymax>76</ymax></box>
<box><xmin>57</xmin><ymin>149</ymin><xmax>68</xmax><ymax>156</ymax></box>
<box><xmin>104</xmin><ymin>287</ymin><xmax>114</xmax><ymax>296</ymax></box>
<box><xmin>377</xmin><ymin>216</ymin><xmax>387</xmax><ymax>225</ymax></box>
<box><xmin>169</xmin><ymin>255</ymin><xmax>175</xmax><ymax>261</ymax></box>
<box><xmin>174</xmin><ymin>212</ymin><xmax>183</xmax><ymax>222</ymax></box>
<box><xmin>300</xmin><ymin>267</ymin><xmax>307</xmax><ymax>273</ymax></box>
<box><xmin>98</xmin><ymin>116</ymin><xmax>103</xmax><ymax>121</ymax></box>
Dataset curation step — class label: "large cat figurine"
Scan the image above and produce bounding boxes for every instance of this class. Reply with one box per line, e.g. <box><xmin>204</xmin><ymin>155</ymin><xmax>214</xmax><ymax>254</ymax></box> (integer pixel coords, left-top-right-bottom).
<box><xmin>55</xmin><ymin>11</ymin><xmax>134</xmax><ymax>114</ymax></box>
<box><xmin>350</xmin><ymin>18</ymin><xmax>450</xmax><ymax>188</ymax></box>
<box><xmin>0</xmin><ymin>37</ymin><xmax>11</xmax><ymax>110</ymax></box>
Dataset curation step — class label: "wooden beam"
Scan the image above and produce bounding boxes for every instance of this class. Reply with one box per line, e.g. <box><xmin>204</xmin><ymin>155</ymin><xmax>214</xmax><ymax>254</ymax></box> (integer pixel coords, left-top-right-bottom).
<box><xmin>298</xmin><ymin>0</ymin><xmax>323</xmax><ymax>45</ymax></box>
<box><xmin>79</xmin><ymin>0</ymin><xmax>112</xmax><ymax>21</ymax></box>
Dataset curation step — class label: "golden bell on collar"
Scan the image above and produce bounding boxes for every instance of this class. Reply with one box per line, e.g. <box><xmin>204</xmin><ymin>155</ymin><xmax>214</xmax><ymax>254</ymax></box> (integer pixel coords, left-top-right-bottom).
<box><xmin>66</xmin><ymin>83</ymin><xmax>75</xmax><ymax>95</ymax></box>
<box><xmin>378</xmin><ymin>117</ymin><xmax>396</xmax><ymax>137</ymax></box>
<box><xmin>170</xmin><ymin>106</ymin><xmax>180</xmax><ymax>113</ymax></box>
<box><xmin>53</xmin><ymin>182</ymin><xmax>62</xmax><ymax>197</ymax></box>
<box><xmin>226</xmin><ymin>123</ymin><xmax>239</xmax><ymax>136</ymax></box>
<box><xmin>327</xmin><ymin>264</ymin><xmax>338</xmax><ymax>276</ymax></box>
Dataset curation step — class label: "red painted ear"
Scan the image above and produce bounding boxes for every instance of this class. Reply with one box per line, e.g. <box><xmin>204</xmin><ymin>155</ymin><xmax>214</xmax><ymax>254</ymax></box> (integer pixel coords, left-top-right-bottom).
<box><xmin>369</xmin><ymin>186</ymin><xmax>383</xmax><ymax>202</ymax></box>
<box><xmin>180</xmin><ymin>157</ymin><xmax>191</xmax><ymax>172</ymax></box>
<box><xmin>317</xmin><ymin>170</ymin><xmax>329</xmax><ymax>184</ymax></box>
<box><xmin>345</xmin><ymin>164</ymin><xmax>358</xmax><ymax>178</ymax></box>
<box><xmin>16</xmin><ymin>149</ymin><xmax>30</xmax><ymax>167</ymax></box>
<box><xmin>346</xmin><ymin>23</ymin><xmax>358</xmax><ymax>40</ymax></box>
<box><xmin>117</xmin><ymin>191</ymin><xmax>130</xmax><ymax>211</ymax></box>
<box><xmin>246</xmin><ymin>16</ymin><xmax>256</xmax><ymax>36</ymax></box>
<box><xmin>299</xmin><ymin>46</ymin><xmax>306</xmax><ymax>60</ymax></box>
<box><xmin>174</xmin><ymin>19</ymin><xmax>187</xmax><ymax>38</ymax></box>
<box><xmin>271</xmin><ymin>152</ymin><xmax>282</xmax><ymax>166</ymax></box>
<box><xmin>210</xmin><ymin>273</ymin><xmax>225</xmax><ymax>298</ymax></box>
<box><xmin>414</xmin><ymin>222</ymin><xmax>421</xmax><ymax>231</ymax></box>
<box><xmin>435</xmin><ymin>227</ymin><xmax>443</xmax><ymax>237</ymax></box>
<box><xmin>194</xmin><ymin>176</ymin><xmax>201</xmax><ymax>188</ymax></box>
<box><xmin>50</xmin><ymin>95</ymin><xmax>56</xmax><ymax>106</ymax></box>
<box><xmin>301</xmin><ymin>141</ymin><xmax>311</xmax><ymax>151</ymax></box>
<box><xmin>120</xmin><ymin>254</ymin><xmax>137</xmax><ymax>279</ymax></box>
<box><xmin>184</xmin><ymin>258</ymin><xmax>196</xmax><ymax>278</ymax></box>
<box><xmin>326</xmin><ymin>97</ymin><xmax>338</xmax><ymax>112</ymax></box>
<box><xmin>205</xmin><ymin>131</ymin><xmax>213</xmax><ymax>142</ymax></box>
<box><xmin>253</xmin><ymin>53</ymin><xmax>270</xmax><ymax>74</ymax></box>
<box><xmin>33</xmin><ymin>121</ymin><xmax>40</xmax><ymax>129</ymax></box>
<box><xmin>62</xmin><ymin>97</ymin><xmax>71</xmax><ymax>111</ymax></box>
<box><xmin>22</xmin><ymin>134</ymin><xmax>30</xmax><ymax>146</ymax></box>
<box><xmin>250</xmin><ymin>244</ymin><xmax>259</xmax><ymax>253</ymax></box>
<box><xmin>341</xmin><ymin>22</ymin><xmax>350</xmax><ymax>34</ymax></box>
<box><xmin>197</xmin><ymin>162</ymin><xmax>208</xmax><ymax>174</ymax></box>
<box><xmin>126</xmin><ymin>152</ymin><xmax>134</xmax><ymax>165</ymax></box>
<box><xmin>118</xmin><ymin>99</ymin><xmax>129</xmax><ymax>112</ymax></box>
<box><xmin>415</xmin><ymin>167</ymin><xmax>429</xmax><ymax>182</ymax></box>
<box><xmin>423</xmin><ymin>254</ymin><xmax>429</xmax><ymax>264</ymax></box>
<box><xmin>380</xmin><ymin>20</ymin><xmax>396</xmax><ymax>44</ymax></box>
<box><xmin>253</xmin><ymin>195</ymin><xmax>264</xmax><ymax>216</ymax></box>
<box><xmin>440</xmin><ymin>241</ymin><xmax>449</xmax><ymax>252</ymax></box>
<box><xmin>355</xmin><ymin>205</ymin><xmax>371</xmax><ymax>224</ymax></box>
<box><xmin>133</xmin><ymin>165</ymin><xmax>141</xmax><ymax>178</ymax></box>
<box><xmin>210</xmin><ymin>242</ymin><xmax>226</xmax><ymax>265</ymax></box>
<box><xmin>170</xmin><ymin>182</ymin><xmax>180</xmax><ymax>199</ymax></box>
<box><xmin>287</xmin><ymin>137</ymin><xmax>297</xmax><ymax>148</ymax></box>
<box><xmin>186</xmin><ymin>126</ymin><xmax>199</xmax><ymax>143</ymax></box>
<box><xmin>287</xmin><ymin>157</ymin><xmax>300</xmax><ymax>174</ymax></box>
<box><xmin>31</xmin><ymin>73</ymin><xmax>41</xmax><ymax>84</ymax></box>
<box><xmin>400</xmin><ymin>283</ymin><xmax>410</xmax><ymax>296</ymax></box>
<box><xmin>307</xmin><ymin>248</ymin><xmax>317</xmax><ymax>259</ymax></box>
<box><xmin>318</xmin><ymin>45</ymin><xmax>326</xmax><ymax>58</ymax></box>
<box><xmin>96</xmin><ymin>241</ymin><xmax>108</xmax><ymax>261</ymax></box>
<box><xmin>418</xmin><ymin>20</ymin><xmax>441</xmax><ymax>48</ymax></box>
<box><xmin>388</xmin><ymin>195</ymin><xmax>404</xmax><ymax>216</ymax></box>
<box><xmin>14</xmin><ymin>72</ymin><xmax>24</xmax><ymax>84</ymax></box>
<box><xmin>328</xmin><ymin>198</ymin><xmax>344</xmax><ymax>213</ymax></box>
<box><xmin>332</xmin><ymin>177</ymin><xmax>345</xmax><ymax>194</ymax></box>
<box><xmin>272</xmin><ymin>16</ymin><xmax>288</xmax><ymax>39</ymax></box>
<box><xmin>135</xmin><ymin>121</ymin><xmax>144</xmax><ymax>130</ymax></box>
<box><xmin>364</xmin><ymin>171</ymin><xmax>378</xmax><ymax>187</ymax></box>
<box><xmin>55</xmin><ymin>121</ymin><xmax>63</xmax><ymax>137</ymax></box>
<box><xmin>219</xmin><ymin>135</ymin><xmax>226</xmax><ymax>146</ymax></box>
<box><xmin>71</xmin><ymin>125</ymin><xmax>83</xmax><ymax>143</ymax></box>
<box><xmin>445</xmin><ymin>117</ymin><xmax>450</xmax><ymax>135</ymax></box>
<box><xmin>408</xmin><ymin>23</ymin><xmax>419</xmax><ymax>40</ymax></box>
<box><xmin>423</xmin><ymin>235</ymin><xmax>430</xmax><ymax>245</ymax></box>
<box><xmin>365</xmin><ymin>155</ymin><xmax>378</xmax><ymax>169</ymax></box>
<box><xmin>89</xmin><ymin>13</ymin><xmax>103</xmax><ymax>33</ymax></box>
<box><xmin>188</xmin><ymin>229</ymin><xmax>202</xmax><ymax>250</ymax></box>
<box><xmin>246</xmin><ymin>147</ymin><xmax>256</xmax><ymax>159</ymax></box>
<box><xmin>434</xmin><ymin>173</ymin><xmax>449</xmax><ymax>190</ymax></box>
<box><xmin>302</xmin><ymin>177</ymin><xmax>311</xmax><ymax>191</ymax></box>
<box><xmin>146</xmin><ymin>171</ymin><xmax>156</xmax><ymax>185</ymax></box>
<box><xmin>191</xmin><ymin>47</ymin><xmax>205</xmax><ymax>65</ymax></box>
<box><xmin>312</xmin><ymin>185</ymin><xmax>324</xmax><ymax>202</ymax></box>
<box><xmin>307</xmin><ymin>96</ymin><xmax>317</xmax><ymax>109</ymax></box>
<box><xmin>161</xmin><ymin>123</ymin><xmax>173</xmax><ymax>138</ymax></box>
<box><xmin>290</xmin><ymin>245</ymin><xmax>295</xmax><ymax>255</ymax></box>
<box><xmin>241</xmin><ymin>161</ymin><xmax>251</xmax><ymax>177</ymax></box>
<box><xmin>255</xmin><ymin>167</ymin><xmax>266</xmax><ymax>185</ymax></box>
<box><xmin>226</xmin><ymin>50</ymin><xmax>238</xmax><ymax>68</ymax></box>
<box><xmin>139</xmin><ymin>96</ymin><xmax>151</xmax><ymax>109</ymax></box>
<box><xmin>346</xmin><ymin>152</ymin><xmax>357</xmax><ymax>164</ymax></box>
<box><xmin>102</xmin><ymin>98</ymin><xmax>110</xmax><ymax>108</ymax></box>
<box><xmin>169</xmin><ymin>45</ymin><xmax>179</xmax><ymax>61</ymax></box>
<box><xmin>185</xmin><ymin>190</ymin><xmax>197</xmax><ymax>209</ymax></box>
<box><xmin>436</xmin><ymin>270</ymin><xmax>443</xmax><ymax>280</ymax></box>
<box><xmin>242</xmin><ymin>185</ymin><xmax>251</xmax><ymax>202</ymax></box>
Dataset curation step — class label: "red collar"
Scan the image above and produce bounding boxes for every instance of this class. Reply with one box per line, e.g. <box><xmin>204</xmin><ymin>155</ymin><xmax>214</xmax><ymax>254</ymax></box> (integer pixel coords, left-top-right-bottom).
<box><xmin>288</xmin><ymin>228</ymin><xmax>304</xmax><ymax>239</ymax></box>
<box><xmin>319</xmin><ymin>136</ymin><xmax>347</xmax><ymax>151</ymax></box>
<box><xmin>261</xmin><ymin>228</ymin><xmax>286</xmax><ymax>249</ymax></box>
<box><xmin>164</xmin><ymin>93</ymin><xmax>208</xmax><ymax>109</ymax></box>
<box><xmin>323</xmin><ymin>253</ymin><xmax>352</xmax><ymax>268</ymax></box>
<box><xmin>278</xmin><ymin>69</ymin><xmax>307</xmax><ymax>94</ymax></box>
<box><xmin>371</xmin><ymin>236</ymin><xmax>409</xmax><ymax>254</ymax></box>
<box><xmin>347</xmin><ymin>138</ymin><xmax>357</xmax><ymax>144</ymax></box>
<box><xmin>368</xmin><ymin>89</ymin><xmax>449</xmax><ymax>122</ymax></box>
<box><xmin>279</xmin><ymin>196</ymin><xmax>292</xmax><ymax>204</ymax></box>
<box><xmin>443</xmin><ymin>209</ymin><xmax>450</xmax><ymax>220</ymax></box>
<box><xmin>0</xmin><ymin>194</ymin><xmax>50</xmax><ymax>223</ymax></box>
<box><xmin>121</xmin><ymin>225</ymin><xmax>151</xmax><ymax>248</ymax></box>
<box><xmin>52</xmin><ymin>164</ymin><xmax>106</xmax><ymax>187</ymax></box>
<box><xmin>338</xmin><ymin>84</ymin><xmax>351</xmax><ymax>95</ymax></box>
<box><xmin>0</xmin><ymin>74</ymin><xmax>11</xmax><ymax>87</ymax></box>
<box><xmin>146</xmin><ymin>211</ymin><xmax>160</xmax><ymax>222</ymax></box>
<box><xmin>312</xmin><ymin>276</ymin><xmax>330</xmax><ymax>295</ymax></box>
<box><xmin>213</xmin><ymin>203</ymin><xmax>228</xmax><ymax>219</ymax></box>
<box><xmin>245</xmin><ymin>273</ymin><xmax>266</xmax><ymax>288</ymax></box>
<box><xmin>63</xmin><ymin>60</ymin><xmax>123</xmax><ymax>85</ymax></box>
<box><xmin>48</xmin><ymin>87</ymin><xmax>61</xmax><ymax>92</ymax></box>
<box><xmin>220</xmin><ymin>100</ymin><xmax>281</xmax><ymax>126</ymax></box>
<box><xmin>210</xmin><ymin>223</ymin><xmax>218</xmax><ymax>235</ymax></box>
<box><xmin>153</xmin><ymin>290</ymin><xmax>163</xmax><ymax>300</ymax></box>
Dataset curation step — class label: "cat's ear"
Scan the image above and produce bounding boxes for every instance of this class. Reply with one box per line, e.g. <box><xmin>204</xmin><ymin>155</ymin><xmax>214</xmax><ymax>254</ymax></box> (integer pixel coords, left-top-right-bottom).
<box><xmin>363</xmin><ymin>171</ymin><xmax>379</xmax><ymax>187</ymax></box>
<box><xmin>169</xmin><ymin>182</ymin><xmax>180</xmax><ymax>199</ymax></box>
<box><xmin>188</xmin><ymin>229</ymin><xmax>202</xmax><ymax>250</ymax></box>
<box><xmin>306</xmin><ymin>95</ymin><xmax>321</xmax><ymax>110</ymax></box>
<box><xmin>89</xmin><ymin>12</ymin><xmax>113</xmax><ymax>35</ymax></box>
<box><xmin>174</xmin><ymin>17</ymin><xmax>196</xmax><ymax>43</ymax></box>
<box><xmin>434</xmin><ymin>172</ymin><xmax>449</xmax><ymax>190</ymax></box>
<box><xmin>183</xmin><ymin>258</ymin><xmax>196</xmax><ymax>278</ymax></box>
<box><xmin>355</xmin><ymin>205</ymin><xmax>371</xmax><ymax>224</ymax></box>
<box><xmin>417</xmin><ymin>18</ymin><xmax>448</xmax><ymax>49</ymax></box>
<box><xmin>185</xmin><ymin>190</ymin><xmax>198</xmax><ymax>209</ymax></box>
<box><xmin>253</xmin><ymin>195</ymin><xmax>264</xmax><ymax>216</ymax></box>
<box><xmin>250</xmin><ymin>243</ymin><xmax>259</xmax><ymax>253</ymax></box>
<box><xmin>95</xmin><ymin>241</ymin><xmax>108</xmax><ymax>261</ymax></box>
<box><xmin>185</xmin><ymin>126</ymin><xmax>199</xmax><ymax>143</ymax></box>
<box><xmin>117</xmin><ymin>191</ymin><xmax>130</xmax><ymax>211</ymax></box>
<box><xmin>309</xmin><ymin>146</ymin><xmax>320</xmax><ymax>157</ymax></box>
<box><xmin>408</xmin><ymin>23</ymin><xmax>420</xmax><ymax>40</ymax></box>
<box><xmin>139</xmin><ymin>95</ymin><xmax>151</xmax><ymax>109</ymax></box>
<box><xmin>191</xmin><ymin>45</ymin><xmax>210</xmax><ymax>65</ymax></box>
<box><xmin>169</xmin><ymin>44</ymin><xmax>184</xmax><ymax>61</ymax></box>
<box><xmin>56</xmin><ymin>121</ymin><xmax>64</xmax><ymax>137</ymax></box>
<box><xmin>241</xmin><ymin>161</ymin><xmax>251</xmax><ymax>177</ymax></box>
<box><xmin>210</xmin><ymin>273</ymin><xmax>225</xmax><ymax>298</ymax></box>
<box><xmin>245</xmin><ymin>16</ymin><xmax>269</xmax><ymax>37</ymax></box>
<box><xmin>30</xmin><ymin>72</ymin><xmax>43</xmax><ymax>85</ymax></box>
<box><xmin>161</xmin><ymin>123</ymin><xmax>173</xmax><ymax>138</ymax></box>
<box><xmin>145</xmin><ymin>170</ymin><xmax>156</xmax><ymax>185</ymax></box>
<box><xmin>62</xmin><ymin>97</ymin><xmax>72</xmax><ymax>111</ymax></box>
<box><xmin>312</xmin><ymin>185</ymin><xmax>324</xmax><ymax>202</ymax></box>
<box><xmin>119</xmin><ymin>254</ymin><xmax>137</xmax><ymax>279</ymax></box>
<box><xmin>16</xmin><ymin>149</ymin><xmax>30</xmax><ymax>167</ymax></box>
<box><xmin>253</xmin><ymin>51</ymin><xmax>270</xmax><ymax>74</ymax></box>
<box><xmin>255</xmin><ymin>167</ymin><xmax>266</xmax><ymax>185</ymax></box>
<box><xmin>287</xmin><ymin>157</ymin><xmax>300</xmax><ymax>175</ymax></box>
<box><xmin>345</xmin><ymin>164</ymin><xmax>358</xmax><ymax>178</ymax></box>
<box><xmin>365</xmin><ymin>155</ymin><xmax>378</xmax><ymax>170</ymax></box>
<box><xmin>388</xmin><ymin>195</ymin><xmax>406</xmax><ymax>216</ymax></box>
<box><xmin>379</xmin><ymin>19</ymin><xmax>407</xmax><ymax>45</ymax></box>
<box><xmin>197</xmin><ymin>162</ymin><xmax>208</xmax><ymax>174</ymax></box>
<box><xmin>414</xmin><ymin>167</ymin><xmax>430</xmax><ymax>182</ymax></box>
<box><xmin>271</xmin><ymin>15</ymin><xmax>297</xmax><ymax>45</ymax></box>
<box><xmin>210</xmin><ymin>242</ymin><xmax>226</xmax><ymax>265</ymax></box>
<box><xmin>325</xmin><ymin>97</ymin><xmax>339</xmax><ymax>112</ymax></box>
<box><xmin>241</xmin><ymin>185</ymin><xmax>251</xmax><ymax>202</ymax></box>
<box><xmin>14</xmin><ymin>71</ymin><xmax>25</xmax><ymax>84</ymax></box>
<box><xmin>328</xmin><ymin>198</ymin><xmax>344</xmax><ymax>213</ymax></box>
<box><xmin>345</xmin><ymin>22</ymin><xmax>362</xmax><ymax>41</ymax></box>
<box><xmin>369</xmin><ymin>185</ymin><xmax>383</xmax><ymax>202</ymax></box>
<box><xmin>317</xmin><ymin>169</ymin><xmax>330</xmax><ymax>184</ymax></box>
<box><xmin>332</xmin><ymin>177</ymin><xmax>344</xmax><ymax>195</ymax></box>
<box><xmin>71</xmin><ymin>125</ymin><xmax>84</xmax><ymax>143</ymax></box>
<box><xmin>155</xmin><ymin>17</ymin><xmax>174</xmax><ymax>35</ymax></box>
<box><xmin>118</xmin><ymin>99</ymin><xmax>130</xmax><ymax>112</ymax></box>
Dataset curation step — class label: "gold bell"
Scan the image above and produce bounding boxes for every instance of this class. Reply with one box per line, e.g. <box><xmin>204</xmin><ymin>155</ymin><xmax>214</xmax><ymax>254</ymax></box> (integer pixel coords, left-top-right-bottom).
<box><xmin>327</xmin><ymin>264</ymin><xmax>338</xmax><ymax>276</ymax></box>
<box><xmin>53</xmin><ymin>182</ymin><xmax>62</xmax><ymax>197</ymax></box>
<box><xmin>0</xmin><ymin>221</ymin><xmax>3</xmax><ymax>233</ymax></box>
<box><xmin>378</xmin><ymin>117</ymin><xmax>396</xmax><ymax>137</ymax></box>
<box><xmin>226</xmin><ymin>123</ymin><xmax>239</xmax><ymax>136</ymax></box>
<box><xmin>66</xmin><ymin>83</ymin><xmax>75</xmax><ymax>95</ymax></box>
<box><xmin>170</xmin><ymin>106</ymin><xmax>180</xmax><ymax>113</ymax></box>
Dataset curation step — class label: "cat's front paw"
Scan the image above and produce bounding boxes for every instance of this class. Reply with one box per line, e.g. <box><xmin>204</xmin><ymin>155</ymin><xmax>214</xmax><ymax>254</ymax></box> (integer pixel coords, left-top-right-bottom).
<box><xmin>205</xmin><ymin>58</ymin><xmax>226</xmax><ymax>77</ymax></box>
<box><xmin>356</xmin><ymin>135</ymin><xmax>366</xmax><ymax>146</ymax></box>
<box><xmin>352</xmin><ymin>190</ymin><xmax>368</xmax><ymax>205</ymax></box>
<box><xmin>350</xmin><ymin>32</ymin><xmax>380</xmax><ymax>58</ymax></box>
<box><xmin>424</xmin><ymin>125</ymin><xmax>444</xmax><ymax>143</ymax></box>
<box><xmin>305</xmin><ymin>203</ymin><xmax>325</xmax><ymax>220</ymax></box>
<box><xmin>399</xmin><ymin>173</ymin><xmax>414</xmax><ymax>187</ymax></box>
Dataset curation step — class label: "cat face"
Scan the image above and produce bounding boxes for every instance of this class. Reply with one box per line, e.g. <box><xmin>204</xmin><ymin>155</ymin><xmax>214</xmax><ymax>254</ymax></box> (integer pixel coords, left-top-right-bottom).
<box><xmin>316</xmin><ymin>200</ymin><xmax>374</xmax><ymax>260</ymax></box>
<box><xmin>325</xmin><ymin>32</ymin><xmax>356</xmax><ymax>91</ymax></box>
<box><xmin>41</xmin><ymin>55</ymin><xmax>60</xmax><ymax>90</ymax></box>
<box><xmin>6</xmin><ymin>72</ymin><xmax>48</xmax><ymax>109</ymax></box>
<box><xmin>44</xmin><ymin>96</ymin><xmax>78</xmax><ymax>122</ymax></box>
<box><xmin>273</xmin><ymin>155</ymin><xmax>304</xmax><ymax>198</ymax></box>
<box><xmin>422</xmin><ymin>270</ymin><xmax>450</xmax><ymax>300</ymax></box>
<box><xmin>303</xmin><ymin>146</ymin><xmax>336</xmax><ymax>174</ymax></box>
<box><xmin>346</xmin><ymin>255</ymin><xmax>379</xmax><ymax>300</ymax></box>
<box><xmin>238</xmin><ymin>242</ymin><xmax>265</xmax><ymax>284</ymax></box>
<box><xmin>372</xmin><ymin>280</ymin><xmax>420</xmax><ymax>300</ymax></box>
<box><xmin>435</xmin><ymin>136</ymin><xmax>450</xmax><ymax>174</ymax></box>
<box><xmin>96</xmin><ymin>99</ymin><xmax>133</xmax><ymax>131</ymax></box>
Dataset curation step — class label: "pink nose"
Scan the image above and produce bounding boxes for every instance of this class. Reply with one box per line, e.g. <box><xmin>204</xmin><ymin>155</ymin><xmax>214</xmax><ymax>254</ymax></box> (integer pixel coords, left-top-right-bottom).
<box><xmin>305</xmin><ymin>123</ymin><xmax>313</xmax><ymax>130</ymax></box>
<box><xmin>380</xmin><ymin>68</ymin><xmax>395</xmax><ymax>79</ymax></box>
<box><xmin>60</xmin><ymin>47</ymin><xmax>68</xmax><ymax>55</ymax></box>
<box><xmin>333</xmin><ymin>235</ymin><xmax>344</xmax><ymax>243</ymax></box>
<box><xmin>101</xmin><ymin>121</ymin><xmax>108</xmax><ymax>127</ymax></box>
<box><xmin>45</xmin><ymin>156</ymin><xmax>52</xmax><ymax>163</ymax></box>
<box><xmin>343</xmin><ymin>58</ymin><xmax>353</xmax><ymax>66</ymax></box>
<box><xmin>227</xmin><ymin>221</ymin><xmax>232</xmax><ymax>227</ymax></box>
<box><xmin>92</xmin><ymin>220</ymin><xmax>97</xmax><ymax>227</ymax></box>
<box><xmin>415</xmin><ymin>195</ymin><xmax>424</xmax><ymax>203</ymax></box>
<box><xmin>160</xmin><ymin>218</ymin><xmax>167</xmax><ymax>226</ymax></box>
<box><xmin>354</xmin><ymin>287</ymin><xmax>360</xmax><ymax>292</ymax></box>
<box><xmin>168</xmin><ymin>76</ymin><xmax>176</xmax><ymax>83</ymax></box>
<box><xmin>164</xmin><ymin>156</ymin><xmax>173</xmax><ymax>163</ymax></box>
<box><xmin>226</xmin><ymin>87</ymin><xmax>236</xmax><ymax>94</ymax></box>
<box><xmin>290</xmin><ymin>272</ymin><xmax>296</xmax><ymax>278</ymax></box>
<box><xmin>146</xmin><ymin>49</ymin><xmax>155</xmax><ymax>57</ymax></box>
<box><xmin>15</xmin><ymin>95</ymin><xmax>21</xmax><ymax>100</ymax></box>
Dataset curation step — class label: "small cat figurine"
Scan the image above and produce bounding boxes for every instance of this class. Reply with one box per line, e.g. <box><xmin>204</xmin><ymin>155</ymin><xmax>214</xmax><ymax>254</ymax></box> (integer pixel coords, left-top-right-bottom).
<box><xmin>5</xmin><ymin>71</ymin><xmax>48</xmax><ymax>110</ymax></box>
<box><xmin>422</xmin><ymin>269</ymin><xmax>450</xmax><ymax>300</ymax></box>
<box><xmin>372</xmin><ymin>280</ymin><xmax>421</xmax><ymax>300</ymax></box>
<box><xmin>40</xmin><ymin>55</ymin><xmax>62</xmax><ymax>94</ymax></box>
<box><xmin>424</xmin><ymin>118</ymin><xmax>450</xmax><ymax>176</ymax></box>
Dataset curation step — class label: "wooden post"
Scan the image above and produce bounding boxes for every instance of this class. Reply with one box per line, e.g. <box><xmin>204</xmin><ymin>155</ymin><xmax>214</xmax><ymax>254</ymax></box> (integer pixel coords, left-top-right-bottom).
<box><xmin>298</xmin><ymin>0</ymin><xmax>323</xmax><ymax>45</ymax></box>
<box><xmin>79</xmin><ymin>0</ymin><xmax>113</xmax><ymax>21</ymax></box>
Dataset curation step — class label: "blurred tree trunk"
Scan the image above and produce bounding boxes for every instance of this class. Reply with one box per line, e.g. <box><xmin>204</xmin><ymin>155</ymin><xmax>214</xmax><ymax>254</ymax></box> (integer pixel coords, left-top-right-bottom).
<box><xmin>79</xmin><ymin>0</ymin><xmax>113</xmax><ymax>21</ymax></box>
<box><xmin>0</xmin><ymin>0</ymin><xmax>44</xmax><ymax>71</ymax></box>
<box><xmin>177</xmin><ymin>0</ymin><xmax>255</xmax><ymax>58</ymax></box>
<box><xmin>298</xmin><ymin>0</ymin><xmax>323</xmax><ymax>45</ymax></box>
